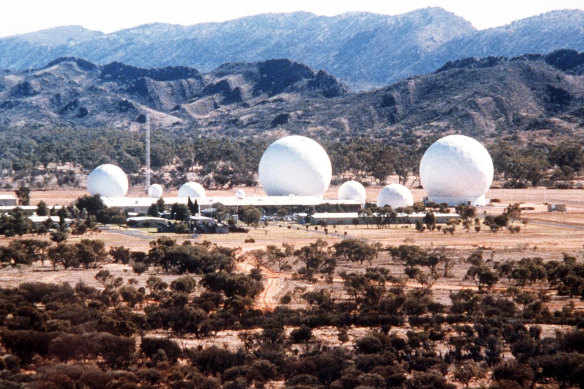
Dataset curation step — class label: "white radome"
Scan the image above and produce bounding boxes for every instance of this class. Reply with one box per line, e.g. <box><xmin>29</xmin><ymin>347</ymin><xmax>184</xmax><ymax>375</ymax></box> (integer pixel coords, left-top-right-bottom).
<box><xmin>178</xmin><ymin>182</ymin><xmax>206</xmax><ymax>198</ymax></box>
<box><xmin>87</xmin><ymin>164</ymin><xmax>128</xmax><ymax>198</ymax></box>
<box><xmin>148</xmin><ymin>184</ymin><xmax>163</xmax><ymax>198</ymax></box>
<box><xmin>420</xmin><ymin>134</ymin><xmax>493</xmax><ymax>206</ymax></box>
<box><xmin>338</xmin><ymin>180</ymin><xmax>366</xmax><ymax>204</ymax></box>
<box><xmin>235</xmin><ymin>189</ymin><xmax>246</xmax><ymax>199</ymax></box>
<box><xmin>377</xmin><ymin>184</ymin><xmax>414</xmax><ymax>208</ymax></box>
<box><xmin>259</xmin><ymin>135</ymin><xmax>332</xmax><ymax>196</ymax></box>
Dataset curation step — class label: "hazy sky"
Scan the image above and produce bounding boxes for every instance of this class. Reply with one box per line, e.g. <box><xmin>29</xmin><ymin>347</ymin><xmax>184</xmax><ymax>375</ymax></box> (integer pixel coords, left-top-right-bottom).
<box><xmin>3</xmin><ymin>0</ymin><xmax>584</xmax><ymax>38</ymax></box>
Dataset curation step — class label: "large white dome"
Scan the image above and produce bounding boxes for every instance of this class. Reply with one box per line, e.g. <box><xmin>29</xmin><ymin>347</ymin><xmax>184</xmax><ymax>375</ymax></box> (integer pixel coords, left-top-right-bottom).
<box><xmin>178</xmin><ymin>182</ymin><xmax>206</xmax><ymax>198</ymax></box>
<box><xmin>338</xmin><ymin>180</ymin><xmax>366</xmax><ymax>204</ymax></box>
<box><xmin>420</xmin><ymin>135</ymin><xmax>493</xmax><ymax>206</ymax></box>
<box><xmin>148</xmin><ymin>184</ymin><xmax>163</xmax><ymax>198</ymax></box>
<box><xmin>87</xmin><ymin>164</ymin><xmax>128</xmax><ymax>198</ymax></box>
<box><xmin>259</xmin><ymin>135</ymin><xmax>332</xmax><ymax>196</ymax></box>
<box><xmin>377</xmin><ymin>184</ymin><xmax>414</xmax><ymax>209</ymax></box>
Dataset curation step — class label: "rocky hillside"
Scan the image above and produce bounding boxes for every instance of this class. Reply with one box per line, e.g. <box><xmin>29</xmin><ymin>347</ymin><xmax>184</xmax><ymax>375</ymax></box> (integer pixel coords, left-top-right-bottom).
<box><xmin>3</xmin><ymin>8</ymin><xmax>584</xmax><ymax>88</ymax></box>
<box><xmin>189</xmin><ymin>50</ymin><xmax>584</xmax><ymax>145</ymax></box>
<box><xmin>0</xmin><ymin>57</ymin><xmax>346</xmax><ymax>130</ymax></box>
<box><xmin>0</xmin><ymin>50</ymin><xmax>583</xmax><ymax>145</ymax></box>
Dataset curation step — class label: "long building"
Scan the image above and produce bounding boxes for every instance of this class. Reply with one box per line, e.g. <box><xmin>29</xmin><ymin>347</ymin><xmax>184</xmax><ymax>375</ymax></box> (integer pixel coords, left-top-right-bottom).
<box><xmin>102</xmin><ymin>196</ymin><xmax>362</xmax><ymax>214</ymax></box>
<box><xmin>304</xmin><ymin>212</ymin><xmax>461</xmax><ymax>225</ymax></box>
<box><xmin>0</xmin><ymin>195</ymin><xmax>17</xmax><ymax>206</ymax></box>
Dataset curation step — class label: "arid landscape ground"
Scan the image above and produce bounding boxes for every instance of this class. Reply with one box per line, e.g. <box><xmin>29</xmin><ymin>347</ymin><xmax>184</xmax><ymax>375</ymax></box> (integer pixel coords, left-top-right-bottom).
<box><xmin>1</xmin><ymin>185</ymin><xmax>583</xmax><ymax>388</ymax></box>
<box><xmin>2</xmin><ymin>185</ymin><xmax>583</xmax><ymax>310</ymax></box>
<box><xmin>1</xmin><ymin>6</ymin><xmax>584</xmax><ymax>387</ymax></box>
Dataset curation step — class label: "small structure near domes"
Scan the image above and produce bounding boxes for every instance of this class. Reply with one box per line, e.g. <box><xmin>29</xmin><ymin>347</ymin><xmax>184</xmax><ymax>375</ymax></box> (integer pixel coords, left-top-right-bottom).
<box><xmin>178</xmin><ymin>182</ymin><xmax>206</xmax><ymax>198</ymax></box>
<box><xmin>377</xmin><ymin>184</ymin><xmax>413</xmax><ymax>209</ymax></box>
<box><xmin>338</xmin><ymin>180</ymin><xmax>366</xmax><ymax>204</ymax></box>
<box><xmin>148</xmin><ymin>184</ymin><xmax>163</xmax><ymax>198</ymax></box>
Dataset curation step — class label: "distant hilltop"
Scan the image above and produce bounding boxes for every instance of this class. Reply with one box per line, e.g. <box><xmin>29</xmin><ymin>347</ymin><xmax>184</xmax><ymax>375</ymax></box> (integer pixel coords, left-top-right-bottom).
<box><xmin>1</xmin><ymin>8</ymin><xmax>584</xmax><ymax>88</ymax></box>
<box><xmin>0</xmin><ymin>57</ymin><xmax>347</xmax><ymax>130</ymax></box>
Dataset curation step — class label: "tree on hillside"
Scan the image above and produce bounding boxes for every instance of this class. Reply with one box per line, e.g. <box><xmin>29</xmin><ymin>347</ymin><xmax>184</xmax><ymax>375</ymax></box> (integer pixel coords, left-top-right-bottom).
<box><xmin>549</xmin><ymin>142</ymin><xmax>584</xmax><ymax>174</ymax></box>
<box><xmin>15</xmin><ymin>185</ymin><xmax>30</xmax><ymax>206</ymax></box>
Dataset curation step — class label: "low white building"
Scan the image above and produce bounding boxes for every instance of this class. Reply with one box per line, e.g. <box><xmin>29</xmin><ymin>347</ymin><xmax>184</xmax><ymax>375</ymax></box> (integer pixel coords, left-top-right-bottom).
<box><xmin>102</xmin><ymin>196</ymin><xmax>362</xmax><ymax>214</ymax></box>
<box><xmin>0</xmin><ymin>195</ymin><xmax>18</xmax><ymax>206</ymax></box>
<box><xmin>307</xmin><ymin>212</ymin><xmax>461</xmax><ymax>226</ymax></box>
<box><xmin>126</xmin><ymin>216</ymin><xmax>170</xmax><ymax>228</ymax></box>
<box><xmin>27</xmin><ymin>215</ymin><xmax>70</xmax><ymax>227</ymax></box>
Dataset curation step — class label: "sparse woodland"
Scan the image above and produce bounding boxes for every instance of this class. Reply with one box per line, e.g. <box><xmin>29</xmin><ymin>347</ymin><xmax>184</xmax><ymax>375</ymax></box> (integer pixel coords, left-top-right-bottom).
<box><xmin>1</xmin><ymin>126</ymin><xmax>583</xmax><ymax>190</ymax></box>
<box><xmin>0</xmin><ymin>228</ymin><xmax>583</xmax><ymax>388</ymax></box>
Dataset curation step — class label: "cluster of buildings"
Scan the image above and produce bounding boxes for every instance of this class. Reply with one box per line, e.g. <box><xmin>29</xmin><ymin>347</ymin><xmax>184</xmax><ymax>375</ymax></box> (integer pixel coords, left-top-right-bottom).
<box><xmin>0</xmin><ymin>134</ymin><xmax>494</xmax><ymax>233</ymax></box>
<box><xmin>83</xmin><ymin>134</ymin><xmax>493</xmax><ymax>231</ymax></box>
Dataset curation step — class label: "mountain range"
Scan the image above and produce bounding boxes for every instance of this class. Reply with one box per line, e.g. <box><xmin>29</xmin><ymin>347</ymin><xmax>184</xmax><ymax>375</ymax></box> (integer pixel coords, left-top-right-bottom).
<box><xmin>1</xmin><ymin>8</ymin><xmax>584</xmax><ymax>88</ymax></box>
<box><xmin>1</xmin><ymin>50</ymin><xmax>583</xmax><ymax>145</ymax></box>
<box><xmin>0</xmin><ymin>57</ymin><xmax>346</xmax><ymax>131</ymax></box>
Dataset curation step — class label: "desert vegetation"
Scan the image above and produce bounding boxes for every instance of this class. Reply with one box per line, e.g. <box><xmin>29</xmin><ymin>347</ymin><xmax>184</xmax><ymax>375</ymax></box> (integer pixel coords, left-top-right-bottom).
<box><xmin>0</xmin><ymin>228</ymin><xmax>583</xmax><ymax>388</ymax></box>
<box><xmin>1</xmin><ymin>126</ymin><xmax>584</xmax><ymax>190</ymax></box>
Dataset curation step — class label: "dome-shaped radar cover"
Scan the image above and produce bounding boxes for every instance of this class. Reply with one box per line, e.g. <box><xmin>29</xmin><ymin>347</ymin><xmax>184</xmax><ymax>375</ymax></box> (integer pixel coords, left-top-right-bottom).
<box><xmin>420</xmin><ymin>135</ymin><xmax>493</xmax><ymax>205</ymax></box>
<box><xmin>178</xmin><ymin>182</ymin><xmax>206</xmax><ymax>198</ymax></box>
<box><xmin>87</xmin><ymin>164</ymin><xmax>129</xmax><ymax>198</ymax></box>
<box><xmin>259</xmin><ymin>135</ymin><xmax>332</xmax><ymax>196</ymax></box>
<box><xmin>338</xmin><ymin>180</ymin><xmax>366</xmax><ymax>203</ymax></box>
<box><xmin>377</xmin><ymin>184</ymin><xmax>414</xmax><ymax>208</ymax></box>
<box><xmin>148</xmin><ymin>184</ymin><xmax>163</xmax><ymax>198</ymax></box>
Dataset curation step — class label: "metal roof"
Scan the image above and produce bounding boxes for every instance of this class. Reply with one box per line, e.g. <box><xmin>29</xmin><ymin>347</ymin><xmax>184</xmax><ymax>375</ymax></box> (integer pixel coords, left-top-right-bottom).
<box><xmin>126</xmin><ymin>216</ymin><xmax>168</xmax><ymax>222</ymax></box>
<box><xmin>310</xmin><ymin>212</ymin><xmax>460</xmax><ymax>219</ymax></box>
<box><xmin>102</xmin><ymin>196</ymin><xmax>361</xmax><ymax>208</ymax></box>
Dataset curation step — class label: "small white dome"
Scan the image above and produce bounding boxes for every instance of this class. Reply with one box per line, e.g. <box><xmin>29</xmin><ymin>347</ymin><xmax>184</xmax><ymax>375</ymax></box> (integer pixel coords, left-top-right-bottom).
<box><xmin>235</xmin><ymin>189</ymin><xmax>246</xmax><ymax>199</ymax></box>
<box><xmin>87</xmin><ymin>164</ymin><xmax>128</xmax><ymax>198</ymax></box>
<box><xmin>420</xmin><ymin>134</ymin><xmax>493</xmax><ymax>206</ymax></box>
<box><xmin>377</xmin><ymin>184</ymin><xmax>414</xmax><ymax>209</ymax></box>
<box><xmin>338</xmin><ymin>180</ymin><xmax>366</xmax><ymax>203</ymax></box>
<box><xmin>148</xmin><ymin>184</ymin><xmax>163</xmax><ymax>198</ymax></box>
<box><xmin>178</xmin><ymin>182</ymin><xmax>206</xmax><ymax>198</ymax></box>
<box><xmin>259</xmin><ymin>135</ymin><xmax>332</xmax><ymax>196</ymax></box>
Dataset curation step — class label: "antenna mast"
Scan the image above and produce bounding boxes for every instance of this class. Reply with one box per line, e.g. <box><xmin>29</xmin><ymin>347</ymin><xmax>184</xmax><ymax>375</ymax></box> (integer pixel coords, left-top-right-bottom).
<box><xmin>145</xmin><ymin>114</ymin><xmax>151</xmax><ymax>191</ymax></box>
